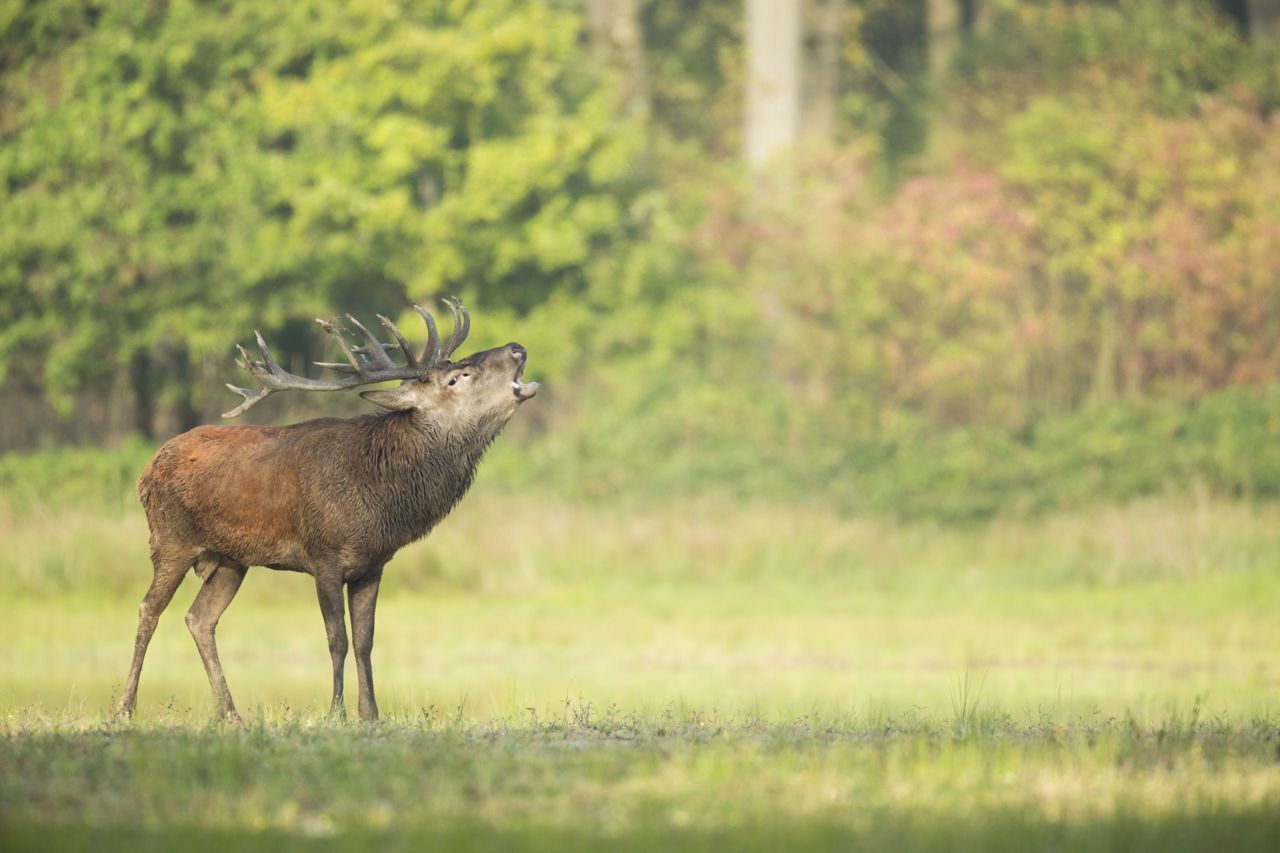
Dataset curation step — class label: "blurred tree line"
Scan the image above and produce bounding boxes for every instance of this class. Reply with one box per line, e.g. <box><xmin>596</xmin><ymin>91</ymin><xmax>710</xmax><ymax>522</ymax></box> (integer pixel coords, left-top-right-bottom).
<box><xmin>2</xmin><ymin>0</ymin><xmax>1279</xmax><ymax>517</ymax></box>
<box><xmin>1</xmin><ymin>0</ymin><xmax>646</xmax><ymax>440</ymax></box>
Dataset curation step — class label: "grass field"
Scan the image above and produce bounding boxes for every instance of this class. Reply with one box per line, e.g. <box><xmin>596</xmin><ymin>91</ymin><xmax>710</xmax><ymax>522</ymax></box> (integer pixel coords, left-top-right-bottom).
<box><xmin>3</xmin><ymin>490</ymin><xmax>1279</xmax><ymax>849</ymax></box>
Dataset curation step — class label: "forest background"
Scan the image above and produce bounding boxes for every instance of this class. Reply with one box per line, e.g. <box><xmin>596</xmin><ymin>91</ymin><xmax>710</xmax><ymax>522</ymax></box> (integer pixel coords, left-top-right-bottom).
<box><xmin>2</xmin><ymin>0</ymin><xmax>1280</xmax><ymax>519</ymax></box>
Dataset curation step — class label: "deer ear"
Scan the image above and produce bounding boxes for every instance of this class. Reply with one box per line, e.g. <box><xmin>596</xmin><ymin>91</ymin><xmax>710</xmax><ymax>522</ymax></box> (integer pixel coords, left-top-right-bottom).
<box><xmin>360</xmin><ymin>385</ymin><xmax>418</xmax><ymax>411</ymax></box>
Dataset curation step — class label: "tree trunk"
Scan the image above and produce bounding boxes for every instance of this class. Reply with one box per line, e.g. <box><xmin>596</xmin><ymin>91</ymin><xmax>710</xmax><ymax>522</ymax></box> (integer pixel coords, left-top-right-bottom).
<box><xmin>745</xmin><ymin>0</ymin><xmax>802</xmax><ymax>167</ymax></box>
<box><xmin>967</xmin><ymin>0</ymin><xmax>994</xmax><ymax>34</ymax></box>
<box><xmin>1246</xmin><ymin>0</ymin><xmax>1280</xmax><ymax>41</ymax></box>
<box><xmin>169</xmin><ymin>345</ymin><xmax>201</xmax><ymax>435</ymax></box>
<box><xmin>927</xmin><ymin>0</ymin><xmax>962</xmax><ymax>77</ymax></box>
<box><xmin>801</xmin><ymin>0</ymin><xmax>843</xmax><ymax>146</ymax></box>
<box><xmin>129</xmin><ymin>352</ymin><xmax>155</xmax><ymax>440</ymax></box>
<box><xmin>586</xmin><ymin>0</ymin><xmax>649</xmax><ymax>119</ymax></box>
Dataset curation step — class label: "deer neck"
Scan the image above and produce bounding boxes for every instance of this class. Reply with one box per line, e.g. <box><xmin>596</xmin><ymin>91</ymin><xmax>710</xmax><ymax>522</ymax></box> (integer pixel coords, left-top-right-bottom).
<box><xmin>368</xmin><ymin>410</ymin><xmax>505</xmax><ymax>542</ymax></box>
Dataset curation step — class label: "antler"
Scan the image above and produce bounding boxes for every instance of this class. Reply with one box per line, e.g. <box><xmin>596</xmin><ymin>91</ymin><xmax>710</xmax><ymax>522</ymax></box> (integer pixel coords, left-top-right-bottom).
<box><xmin>222</xmin><ymin>297</ymin><xmax>473</xmax><ymax>418</ymax></box>
<box><xmin>440</xmin><ymin>295</ymin><xmax>471</xmax><ymax>360</ymax></box>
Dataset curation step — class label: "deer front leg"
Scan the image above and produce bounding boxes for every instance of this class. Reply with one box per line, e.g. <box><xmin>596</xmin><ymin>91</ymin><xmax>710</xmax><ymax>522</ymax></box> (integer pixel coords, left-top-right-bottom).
<box><xmin>347</xmin><ymin>570</ymin><xmax>382</xmax><ymax>722</ymax></box>
<box><xmin>314</xmin><ymin>575</ymin><xmax>348</xmax><ymax>720</ymax></box>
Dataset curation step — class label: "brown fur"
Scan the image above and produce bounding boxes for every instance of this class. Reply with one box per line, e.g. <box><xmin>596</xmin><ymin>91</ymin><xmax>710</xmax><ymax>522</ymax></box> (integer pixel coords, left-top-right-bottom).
<box><xmin>116</xmin><ymin>342</ymin><xmax>536</xmax><ymax>722</ymax></box>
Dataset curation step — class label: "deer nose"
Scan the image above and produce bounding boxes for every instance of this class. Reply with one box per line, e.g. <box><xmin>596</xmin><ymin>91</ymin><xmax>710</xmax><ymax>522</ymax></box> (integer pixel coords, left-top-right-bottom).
<box><xmin>508</xmin><ymin>343</ymin><xmax>526</xmax><ymax>363</ymax></box>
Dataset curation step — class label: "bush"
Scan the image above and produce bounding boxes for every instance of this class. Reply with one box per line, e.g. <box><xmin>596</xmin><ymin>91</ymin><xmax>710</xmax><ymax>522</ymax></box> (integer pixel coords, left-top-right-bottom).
<box><xmin>0</xmin><ymin>438</ymin><xmax>156</xmax><ymax>514</ymax></box>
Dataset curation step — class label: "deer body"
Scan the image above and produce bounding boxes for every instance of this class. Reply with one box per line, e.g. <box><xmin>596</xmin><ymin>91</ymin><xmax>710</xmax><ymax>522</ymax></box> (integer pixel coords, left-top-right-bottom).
<box><xmin>140</xmin><ymin>413</ymin><xmax>494</xmax><ymax>576</ymax></box>
<box><xmin>116</xmin><ymin>299</ymin><xmax>537</xmax><ymax>722</ymax></box>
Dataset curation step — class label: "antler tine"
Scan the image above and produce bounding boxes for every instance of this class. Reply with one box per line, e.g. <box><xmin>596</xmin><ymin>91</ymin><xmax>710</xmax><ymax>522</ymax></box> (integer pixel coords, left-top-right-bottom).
<box><xmin>439</xmin><ymin>296</ymin><xmax>470</xmax><ymax>360</ymax></box>
<box><xmin>344</xmin><ymin>314</ymin><xmax>396</xmax><ymax>371</ymax></box>
<box><xmin>253</xmin><ymin>330</ymin><xmax>280</xmax><ymax>371</ymax></box>
<box><xmin>314</xmin><ymin>318</ymin><xmax>362</xmax><ymax>372</ymax></box>
<box><xmin>412</xmin><ymin>303</ymin><xmax>441</xmax><ymax>365</ymax></box>
<box><xmin>222</xmin><ymin>334</ymin><xmax>290</xmax><ymax>417</ymax></box>
<box><xmin>377</xmin><ymin>314</ymin><xmax>419</xmax><ymax>370</ymax></box>
<box><xmin>222</xmin><ymin>384</ymin><xmax>275</xmax><ymax>419</ymax></box>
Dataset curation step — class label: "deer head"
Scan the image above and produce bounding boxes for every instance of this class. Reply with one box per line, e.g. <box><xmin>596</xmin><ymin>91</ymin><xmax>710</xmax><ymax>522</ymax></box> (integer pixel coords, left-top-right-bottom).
<box><xmin>222</xmin><ymin>297</ymin><xmax>539</xmax><ymax>423</ymax></box>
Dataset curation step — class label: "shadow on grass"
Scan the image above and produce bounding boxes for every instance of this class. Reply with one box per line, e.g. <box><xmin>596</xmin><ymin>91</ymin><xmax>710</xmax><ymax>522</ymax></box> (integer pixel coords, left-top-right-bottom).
<box><xmin>6</xmin><ymin>808</ymin><xmax>1280</xmax><ymax>853</ymax></box>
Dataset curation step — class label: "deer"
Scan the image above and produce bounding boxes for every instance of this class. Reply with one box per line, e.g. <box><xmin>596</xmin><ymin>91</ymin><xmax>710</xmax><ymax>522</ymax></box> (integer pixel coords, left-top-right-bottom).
<box><xmin>115</xmin><ymin>297</ymin><xmax>538</xmax><ymax>722</ymax></box>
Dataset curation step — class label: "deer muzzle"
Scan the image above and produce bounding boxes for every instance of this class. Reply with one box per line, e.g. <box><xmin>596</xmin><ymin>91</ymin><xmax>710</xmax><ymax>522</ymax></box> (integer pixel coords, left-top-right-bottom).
<box><xmin>509</xmin><ymin>344</ymin><xmax>539</xmax><ymax>400</ymax></box>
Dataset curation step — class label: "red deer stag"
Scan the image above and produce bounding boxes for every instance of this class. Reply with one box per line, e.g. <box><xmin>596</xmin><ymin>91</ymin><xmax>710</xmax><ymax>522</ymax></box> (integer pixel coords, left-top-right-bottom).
<box><xmin>116</xmin><ymin>297</ymin><xmax>537</xmax><ymax>722</ymax></box>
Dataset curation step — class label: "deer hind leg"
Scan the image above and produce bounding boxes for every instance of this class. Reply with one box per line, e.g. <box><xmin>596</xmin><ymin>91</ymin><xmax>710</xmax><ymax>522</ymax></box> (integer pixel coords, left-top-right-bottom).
<box><xmin>116</xmin><ymin>550</ymin><xmax>190</xmax><ymax>718</ymax></box>
<box><xmin>186</xmin><ymin>555</ymin><xmax>248</xmax><ymax>723</ymax></box>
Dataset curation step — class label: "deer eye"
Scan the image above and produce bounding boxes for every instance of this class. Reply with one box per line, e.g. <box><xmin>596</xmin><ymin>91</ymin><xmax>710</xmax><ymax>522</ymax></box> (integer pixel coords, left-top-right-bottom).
<box><xmin>447</xmin><ymin>376</ymin><xmax>459</xmax><ymax>386</ymax></box>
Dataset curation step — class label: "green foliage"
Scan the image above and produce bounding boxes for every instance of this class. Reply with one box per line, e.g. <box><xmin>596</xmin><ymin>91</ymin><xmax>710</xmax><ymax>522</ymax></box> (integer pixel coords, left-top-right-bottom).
<box><xmin>0</xmin><ymin>436</ymin><xmax>154</xmax><ymax>514</ymax></box>
<box><xmin>0</xmin><ymin>0</ymin><xmax>642</xmax><ymax>412</ymax></box>
<box><xmin>492</xmin><ymin>382</ymin><xmax>1280</xmax><ymax>522</ymax></box>
<box><xmin>2</xmin><ymin>0</ymin><xmax>1279</xmax><ymax>523</ymax></box>
<box><xmin>847</xmin><ymin>386</ymin><xmax>1280</xmax><ymax>520</ymax></box>
<box><xmin>956</xmin><ymin>0</ymin><xmax>1272</xmax><ymax>115</ymax></box>
<box><xmin>4</xmin><ymin>382</ymin><xmax>1280</xmax><ymax>525</ymax></box>
<box><xmin>250</xmin><ymin>2</ymin><xmax>645</xmax><ymax>314</ymax></box>
<box><xmin>696</xmin><ymin>6</ymin><xmax>1280</xmax><ymax>439</ymax></box>
<box><xmin>642</xmin><ymin>0</ymin><xmax>743</xmax><ymax>158</ymax></box>
<box><xmin>609</xmin><ymin>0</ymin><xmax>1280</xmax><ymax>521</ymax></box>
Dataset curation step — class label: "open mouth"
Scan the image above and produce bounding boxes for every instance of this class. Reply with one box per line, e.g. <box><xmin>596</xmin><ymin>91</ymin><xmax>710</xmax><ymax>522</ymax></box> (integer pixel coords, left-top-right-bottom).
<box><xmin>512</xmin><ymin>357</ymin><xmax>539</xmax><ymax>401</ymax></box>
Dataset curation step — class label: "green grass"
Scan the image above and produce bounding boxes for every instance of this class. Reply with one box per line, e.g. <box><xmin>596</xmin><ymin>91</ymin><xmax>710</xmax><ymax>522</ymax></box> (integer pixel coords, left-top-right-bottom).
<box><xmin>2</xmin><ymin>492</ymin><xmax>1279</xmax><ymax>849</ymax></box>
<box><xmin>4</xmin><ymin>713</ymin><xmax>1279</xmax><ymax>851</ymax></box>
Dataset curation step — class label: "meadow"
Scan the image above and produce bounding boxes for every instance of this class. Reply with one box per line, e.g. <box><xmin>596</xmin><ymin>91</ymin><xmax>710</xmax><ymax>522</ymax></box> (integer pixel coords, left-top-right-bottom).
<box><xmin>5</xmin><ymin>2</ymin><xmax>1280</xmax><ymax>849</ymax></box>
<box><xmin>3</xmin><ymin>484</ymin><xmax>1279</xmax><ymax>850</ymax></box>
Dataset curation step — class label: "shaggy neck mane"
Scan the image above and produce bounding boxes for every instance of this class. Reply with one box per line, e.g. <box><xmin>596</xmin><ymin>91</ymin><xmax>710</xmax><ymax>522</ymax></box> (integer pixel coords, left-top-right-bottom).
<box><xmin>351</xmin><ymin>408</ymin><xmax>507</xmax><ymax>550</ymax></box>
